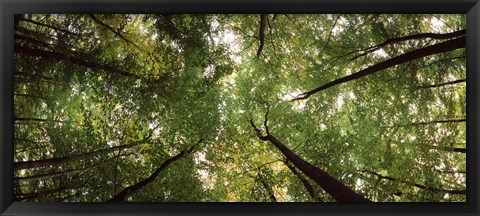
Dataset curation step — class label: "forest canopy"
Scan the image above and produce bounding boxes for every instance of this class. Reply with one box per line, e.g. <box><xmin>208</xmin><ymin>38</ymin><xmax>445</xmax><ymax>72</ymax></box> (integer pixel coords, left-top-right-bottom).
<box><xmin>13</xmin><ymin>14</ymin><xmax>466</xmax><ymax>202</ymax></box>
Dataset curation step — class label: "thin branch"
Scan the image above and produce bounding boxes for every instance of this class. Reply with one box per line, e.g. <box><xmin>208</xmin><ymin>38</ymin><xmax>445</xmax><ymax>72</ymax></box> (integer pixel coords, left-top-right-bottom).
<box><xmin>324</xmin><ymin>15</ymin><xmax>340</xmax><ymax>48</ymax></box>
<box><xmin>89</xmin><ymin>14</ymin><xmax>141</xmax><ymax>50</ymax></box>
<box><xmin>19</xmin><ymin>17</ymin><xmax>84</xmax><ymax>36</ymax></box>
<box><xmin>264</xmin><ymin>104</ymin><xmax>270</xmax><ymax>136</ymax></box>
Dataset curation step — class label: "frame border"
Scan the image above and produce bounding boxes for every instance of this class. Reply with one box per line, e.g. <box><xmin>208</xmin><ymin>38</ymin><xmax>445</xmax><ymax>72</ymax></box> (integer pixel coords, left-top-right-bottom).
<box><xmin>1</xmin><ymin>0</ymin><xmax>479</xmax><ymax>215</ymax></box>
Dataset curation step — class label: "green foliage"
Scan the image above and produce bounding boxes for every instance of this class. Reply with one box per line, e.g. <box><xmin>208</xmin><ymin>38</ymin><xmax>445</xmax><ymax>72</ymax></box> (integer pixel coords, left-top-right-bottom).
<box><xmin>13</xmin><ymin>14</ymin><xmax>466</xmax><ymax>202</ymax></box>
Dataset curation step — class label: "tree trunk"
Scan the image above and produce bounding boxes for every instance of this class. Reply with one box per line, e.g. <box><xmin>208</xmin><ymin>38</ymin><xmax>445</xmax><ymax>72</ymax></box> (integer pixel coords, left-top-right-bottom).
<box><xmin>267</xmin><ymin>135</ymin><xmax>370</xmax><ymax>202</ymax></box>
<box><xmin>418</xmin><ymin>78</ymin><xmax>465</xmax><ymax>89</ymax></box>
<box><xmin>14</xmin><ymin>138</ymin><xmax>149</xmax><ymax>170</ymax></box>
<box><xmin>360</xmin><ymin>169</ymin><xmax>466</xmax><ymax>195</ymax></box>
<box><xmin>402</xmin><ymin>118</ymin><xmax>466</xmax><ymax>127</ymax></box>
<box><xmin>19</xmin><ymin>17</ymin><xmax>84</xmax><ymax>36</ymax></box>
<box><xmin>14</xmin><ymin>117</ymin><xmax>63</xmax><ymax>123</ymax></box>
<box><xmin>349</xmin><ymin>29</ymin><xmax>466</xmax><ymax>60</ymax></box>
<box><xmin>14</xmin><ymin>45</ymin><xmax>139</xmax><ymax>79</ymax></box>
<box><xmin>14</xmin><ymin>93</ymin><xmax>47</xmax><ymax>100</ymax></box>
<box><xmin>256</xmin><ymin>14</ymin><xmax>267</xmax><ymax>59</ymax></box>
<box><xmin>293</xmin><ymin>36</ymin><xmax>466</xmax><ymax>101</ymax></box>
<box><xmin>107</xmin><ymin>145</ymin><xmax>195</xmax><ymax>202</ymax></box>
<box><xmin>285</xmin><ymin>160</ymin><xmax>322</xmax><ymax>202</ymax></box>
<box><xmin>250</xmin><ymin>119</ymin><xmax>370</xmax><ymax>202</ymax></box>
<box><xmin>15</xmin><ymin>169</ymin><xmax>84</xmax><ymax>183</ymax></box>
<box><xmin>16</xmin><ymin>185</ymin><xmax>69</xmax><ymax>201</ymax></box>
<box><xmin>429</xmin><ymin>146</ymin><xmax>466</xmax><ymax>153</ymax></box>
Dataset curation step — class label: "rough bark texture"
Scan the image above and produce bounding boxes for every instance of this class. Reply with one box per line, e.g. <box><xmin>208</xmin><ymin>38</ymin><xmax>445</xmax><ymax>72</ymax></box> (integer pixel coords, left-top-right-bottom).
<box><xmin>293</xmin><ymin>36</ymin><xmax>466</xmax><ymax>101</ymax></box>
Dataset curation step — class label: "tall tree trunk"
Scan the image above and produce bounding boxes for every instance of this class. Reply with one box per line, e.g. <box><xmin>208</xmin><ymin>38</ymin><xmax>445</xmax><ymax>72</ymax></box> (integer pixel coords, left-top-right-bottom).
<box><xmin>14</xmin><ymin>117</ymin><xmax>63</xmax><ymax>123</ymax></box>
<box><xmin>250</xmin><ymin>119</ymin><xmax>370</xmax><ymax>202</ymax></box>
<box><xmin>256</xmin><ymin>14</ymin><xmax>267</xmax><ymax>59</ymax></box>
<box><xmin>14</xmin><ymin>138</ymin><xmax>149</xmax><ymax>170</ymax></box>
<box><xmin>429</xmin><ymin>146</ymin><xmax>466</xmax><ymax>153</ymax></box>
<box><xmin>14</xmin><ymin>93</ymin><xmax>47</xmax><ymax>100</ymax></box>
<box><xmin>418</xmin><ymin>78</ymin><xmax>466</xmax><ymax>89</ymax></box>
<box><xmin>285</xmin><ymin>160</ymin><xmax>322</xmax><ymax>202</ymax></box>
<box><xmin>107</xmin><ymin>144</ymin><xmax>197</xmax><ymax>202</ymax></box>
<box><xmin>14</xmin><ymin>45</ymin><xmax>139</xmax><ymax>79</ymax></box>
<box><xmin>15</xmin><ymin>186</ymin><xmax>67</xmax><ymax>201</ymax></box>
<box><xmin>15</xmin><ymin>169</ymin><xmax>84</xmax><ymax>183</ymax></box>
<box><xmin>15</xmin><ymin>151</ymin><xmax>133</xmax><ymax>182</ymax></box>
<box><xmin>399</xmin><ymin>118</ymin><xmax>466</xmax><ymax>127</ymax></box>
<box><xmin>15</xmin><ymin>138</ymin><xmax>49</xmax><ymax>144</ymax></box>
<box><xmin>19</xmin><ymin>17</ymin><xmax>85</xmax><ymax>36</ymax></box>
<box><xmin>348</xmin><ymin>29</ymin><xmax>466</xmax><ymax>60</ymax></box>
<box><xmin>293</xmin><ymin>36</ymin><xmax>466</xmax><ymax>101</ymax></box>
<box><xmin>360</xmin><ymin>169</ymin><xmax>466</xmax><ymax>195</ymax></box>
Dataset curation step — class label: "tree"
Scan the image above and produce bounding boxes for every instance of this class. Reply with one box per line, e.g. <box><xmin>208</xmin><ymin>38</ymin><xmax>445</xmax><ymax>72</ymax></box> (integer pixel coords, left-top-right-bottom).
<box><xmin>13</xmin><ymin>14</ymin><xmax>466</xmax><ymax>202</ymax></box>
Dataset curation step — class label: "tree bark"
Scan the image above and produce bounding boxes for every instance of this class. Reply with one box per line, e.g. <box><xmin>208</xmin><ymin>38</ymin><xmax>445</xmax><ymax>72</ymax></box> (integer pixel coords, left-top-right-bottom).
<box><xmin>418</xmin><ymin>78</ymin><xmax>465</xmax><ymax>89</ymax></box>
<box><xmin>19</xmin><ymin>17</ymin><xmax>85</xmax><ymax>36</ymax></box>
<box><xmin>14</xmin><ymin>138</ymin><xmax>149</xmax><ymax>170</ymax></box>
<box><xmin>14</xmin><ymin>93</ymin><xmax>47</xmax><ymax>100</ymax></box>
<box><xmin>14</xmin><ymin>45</ymin><xmax>139</xmax><ymax>79</ymax></box>
<box><xmin>293</xmin><ymin>36</ymin><xmax>466</xmax><ymax>101</ymax></box>
<box><xmin>15</xmin><ymin>186</ymin><xmax>67</xmax><ymax>201</ymax></box>
<box><xmin>14</xmin><ymin>15</ymin><xmax>23</xmax><ymax>32</ymax></box>
<box><xmin>399</xmin><ymin>118</ymin><xmax>466</xmax><ymax>127</ymax></box>
<box><xmin>360</xmin><ymin>169</ymin><xmax>466</xmax><ymax>195</ymax></box>
<box><xmin>250</xmin><ymin>119</ymin><xmax>370</xmax><ymax>202</ymax></box>
<box><xmin>349</xmin><ymin>29</ymin><xmax>466</xmax><ymax>60</ymax></box>
<box><xmin>15</xmin><ymin>169</ymin><xmax>84</xmax><ymax>183</ymax></box>
<box><xmin>89</xmin><ymin>15</ymin><xmax>141</xmax><ymax>49</ymax></box>
<box><xmin>107</xmin><ymin>145</ymin><xmax>196</xmax><ymax>202</ymax></box>
<box><xmin>429</xmin><ymin>146</ymin><xmax>466</xmax><ymax>153</ymax></box>
<box><xmin>14</xmin><ymin>117</ymin><xmax>63</xmax><ymax>123</ymax></box>
<box><xmin>285</xmin><ymin>160</ymin><xmax>322</xmax><ymax>202</ymax></box>
<box><xmin>256</xmin><ymin>14</ymin><xmax>267</xmax><ymax>59</ymax></box>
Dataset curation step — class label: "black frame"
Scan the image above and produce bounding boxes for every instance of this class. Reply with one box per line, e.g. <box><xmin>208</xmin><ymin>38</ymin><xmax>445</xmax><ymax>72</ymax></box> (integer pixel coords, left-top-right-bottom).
<box><xmin>1</xmin><ymin>0</ymin><xmax>479</xmax><ymax>215</ymax></box>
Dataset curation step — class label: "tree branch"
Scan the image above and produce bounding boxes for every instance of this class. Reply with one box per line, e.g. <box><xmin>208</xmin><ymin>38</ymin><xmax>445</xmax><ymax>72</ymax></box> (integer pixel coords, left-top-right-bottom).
<box><xmin>359</xmin><ymin>169</ymin><xmax>466</xmax><ymax>195</ymax></box>
<box><xmin>292</xmin><ymin>36</ymin><xmax>466</xmax><ymax>101</ymax></box>
<box><xmin>339</xmin><ymin>29</ymin><xmax>466</xmax><ymax>61</ymax></box>
<box><xmin>107</xmin><ymin>144</ymin><xmax>197</xmax><ymax>202</ymax></box>
<box><xmin>256</xmin><ymin>14</ymin><xmax>267</xmax><ymax>59</ymax></box>
<box><xmin>418</xmin><ymin>78</ymin><xmax>465</xmax><ymax>89</ymax></box>
<box><xmin>89</xmin><ymin>14</ymin><xmax>141</xmax><ymax>49</ymax></box>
